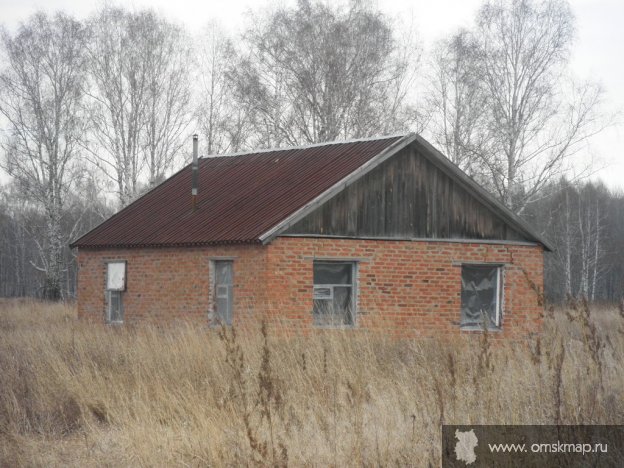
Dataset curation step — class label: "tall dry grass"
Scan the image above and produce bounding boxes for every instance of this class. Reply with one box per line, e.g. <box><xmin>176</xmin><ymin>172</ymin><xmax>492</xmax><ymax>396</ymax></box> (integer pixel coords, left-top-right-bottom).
<box><xmin>0</xmin><ymin>298</ymin><xmax>623</xmax><ymax>466</ymax></box>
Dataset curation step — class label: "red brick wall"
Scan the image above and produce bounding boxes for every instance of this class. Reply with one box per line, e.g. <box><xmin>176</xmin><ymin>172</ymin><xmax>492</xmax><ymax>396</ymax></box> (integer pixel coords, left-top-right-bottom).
<box><xmin>264</xmin><ymin>237</ymin><xmax>544</xmax><ymax>339</ymax></box>
<box><xmin>77</xmin><ymin>237</ymin><xmax>544</xmax><ymax>338</ymax></box>
<box><xmin>76</xmin><ymin>244</ymin><xmax>269</xmax><ymax>328</ymax></box>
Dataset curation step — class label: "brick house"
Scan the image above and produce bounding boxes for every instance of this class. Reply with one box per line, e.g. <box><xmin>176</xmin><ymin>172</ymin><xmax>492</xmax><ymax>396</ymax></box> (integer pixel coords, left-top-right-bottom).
<box><xmin>71</xmin><ymin>134</ymin><xmax>550</xmax><ymax>338</ymax></box>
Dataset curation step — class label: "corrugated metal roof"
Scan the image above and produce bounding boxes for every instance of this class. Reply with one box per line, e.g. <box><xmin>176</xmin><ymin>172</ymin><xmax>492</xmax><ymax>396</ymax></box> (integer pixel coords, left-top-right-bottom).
<box><xmin>71</xmin><ymin>135</ymin><xmax>405</xmax><ymax>248</ymax></box>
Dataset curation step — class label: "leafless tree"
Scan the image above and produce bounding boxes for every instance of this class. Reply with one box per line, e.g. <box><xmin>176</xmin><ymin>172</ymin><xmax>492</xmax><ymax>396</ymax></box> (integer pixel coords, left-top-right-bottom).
<box><xmin>195</xmin><ymin>23</ymin><xmax>252</xmax><ymax>155</ymax></box>
<box><xmin>228</xmin><ymin>0</ymin><xmax>423</xmax><ymax>147</ymax></box>
<box><xmin>475</xmin><ymin>0</ymin><xmax>605</xmax><ymax>212</ymax></box>
<box><xmin>142</xmin><ymin>16</ymin><xmax>193</xmax><ymax>186</ymax></box>
<box><xmin>0</xmin><ymin>190</ymin><xmax>32</xmax><ymax>296</ymax></box>
<box><xmin>526</xmin><ymin>178</ymin><xmax>613</xmax><ymax>302</ymax></box>
<box><xmin>562</xmin><ymin>188</ymin><xmax>574</xmax><ymax>296</ymax></box>
<box><xmin>430</xmin><ymin>0</ymin><xmax>606</xmax><ymax>212</ymax></box>
<box><xmin>428</xmin><ymin>30</ymin><xmax>491</xmax><ymax>176</ymax></box>
<box><xmin>0</xmin><ymin>176</ymin><xmax>111</xmax><ymax>299</ymax></box>
<box><xmin>84</xmin><ymin>7</ymin><xmax>146</xmax><ymax>207</ymax></box>
<box><xmin>85</xmin><ymin>7</ymin><xmax>192</xmax><ymax>205</ymax></box>
<box><xmin>0</xmin><ymin>13</ymin><xmax>87</xmax><ymax>299</ymax></box>
<box><xmin>575</xmin><ymin>185</ymin><xmax>605</xmax><ymax>300</ymax></box>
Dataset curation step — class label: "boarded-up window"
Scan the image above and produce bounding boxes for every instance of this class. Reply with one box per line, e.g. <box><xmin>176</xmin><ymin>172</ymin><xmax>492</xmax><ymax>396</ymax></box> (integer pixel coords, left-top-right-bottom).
<box><xmin>106</xmin><ymin>262</ymin><xmax>125</xmax><ymax>323</ymax></box>
<box><xmin>313</xmin><ymin>261</ymin><xmax>356</xmax><ymax>327</ymax></box>
<box><xmin>460</xmin><ymin>265</ymin><xmax>502</xmax><ymax>329</ymax></box>
<box><xmin>107</xmin><ymin>262</ymin><xmax>126</xmax><ymax>291</ymax></box>
<box><xmin>213</xmin><ymin>260</ymin><xmax>233</xmax><ymax>326</ymax></box>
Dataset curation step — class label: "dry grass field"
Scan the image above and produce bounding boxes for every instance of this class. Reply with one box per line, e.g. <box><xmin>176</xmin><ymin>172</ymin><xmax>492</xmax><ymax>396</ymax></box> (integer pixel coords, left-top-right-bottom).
<box><xmin>0</xmin><ymin>299</ymin><xmax>623</xmax><ymax>466</ymax></box>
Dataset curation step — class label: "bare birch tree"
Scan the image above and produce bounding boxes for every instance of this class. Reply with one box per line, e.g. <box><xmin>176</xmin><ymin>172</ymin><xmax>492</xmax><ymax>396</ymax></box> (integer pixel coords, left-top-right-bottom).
<box><xmin>576</xmin><ymin>184</ymin><xmax>605</xmax><ymax>300</ymax></box>
<box><xmin>195</xmin><ymin>23</ymin><xmax>252</xmax><ymax>155</ymax></box>
<box><xmin>475</xmin><ymin>0</ymin><xmax>604</xmax><ymax>212</ymax></box>
<box><xmin>428</xmin><ymin>30</ymin><xmax>490</xmax><ymax>176</ymax></box>
<box><xmin>0</xmin><ymin>190</ymin><xmax>32</xmax><ymax>296</ymax></box>
<box><xmin>85</xmin><ymin>7</ymin><xmax>147</xmax><ymax>207</ymax></box>
<box><xmin>85</xmin><ymin>8</ymin><xmax>192</xmax><ymax>204</ymax></box>
<box><xmin>527</xmin><ymin>178</ymin><xmax>610</xmax><ymax>302</ymax></box>
<box><xmin>0</xmin><ymin>13</ymin><xmax>87</xmax><ymax>299</ymax></box>
<box><xmin>562</xmin><ymin>188</ymin><xmax>574</xmax><ymax>296</ymax></box>
<box><xmin>228</xmin><ymin>0</ymin><xmax>423</xmax><ymax>147</ymax></box>
<box><xmin>142</xmin><ymin>16</ymin><xmax>192</xmax><ymax>186</ymax></box>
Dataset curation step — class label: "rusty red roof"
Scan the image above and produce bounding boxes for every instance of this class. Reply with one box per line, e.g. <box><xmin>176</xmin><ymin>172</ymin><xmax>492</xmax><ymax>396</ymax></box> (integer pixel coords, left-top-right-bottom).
<box><xmin>71</xmin><ymin>135</ymin><xmax>405</xmax><ymax>248</ymax></box>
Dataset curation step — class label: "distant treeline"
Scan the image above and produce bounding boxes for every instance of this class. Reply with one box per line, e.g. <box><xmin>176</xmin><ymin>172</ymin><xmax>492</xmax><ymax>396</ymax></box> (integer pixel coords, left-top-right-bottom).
<box><xmin>525</xmin><ymin>179</ymin><xmax>624</xmax><ymax>303</ymax></box>
<box><xmin>1</xmin><ymin>178</ymin><xmax>621</xmax><ymax>303</ymax></box>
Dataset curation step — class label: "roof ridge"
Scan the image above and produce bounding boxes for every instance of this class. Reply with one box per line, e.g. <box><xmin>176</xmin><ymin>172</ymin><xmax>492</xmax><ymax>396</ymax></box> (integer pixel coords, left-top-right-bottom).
<box><xmin>200</xmin><ymin>134</ymin><xmax>407</xmax><ymax>159</ymax></box>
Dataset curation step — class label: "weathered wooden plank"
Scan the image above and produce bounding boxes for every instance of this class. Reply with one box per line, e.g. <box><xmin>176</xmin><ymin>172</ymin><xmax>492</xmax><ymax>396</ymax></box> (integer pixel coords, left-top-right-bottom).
<box><xmin>285</xmin><ymin>145</ymin><xmax>529</xmax><ymax>242</ymax></box>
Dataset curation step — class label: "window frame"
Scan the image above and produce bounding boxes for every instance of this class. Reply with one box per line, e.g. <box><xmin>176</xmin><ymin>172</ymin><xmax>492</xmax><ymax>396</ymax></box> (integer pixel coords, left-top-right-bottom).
<box><xmin>211</xmin><ymin>259</ymin><xmax>234</xmax><ymax>326</ymax></box>
<box><xmin>312</xmin><ymin>260</ymin><xmax>358</xmax><ymax>328</ymax></box>
<box><xmin>106</xmin><ymin>290</ymin><xmax>124</xmax><ymax>324</ymax></box>
<box><xmin>105</xmin><ymin>260</ymin><xmax>126</xmax><ymax>324</ymax></box>
<box><xmin>459</xmin><ymin>263</ymin><xmax>504</xmax><ymax>331</ymax></box>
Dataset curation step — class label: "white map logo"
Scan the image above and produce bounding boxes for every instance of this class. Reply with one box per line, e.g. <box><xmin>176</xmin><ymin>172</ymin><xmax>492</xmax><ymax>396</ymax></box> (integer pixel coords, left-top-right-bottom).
<box><xmin>454</xmin><ymin>429</ymin><xmax>478</xmax><ymax>465</ymax></box>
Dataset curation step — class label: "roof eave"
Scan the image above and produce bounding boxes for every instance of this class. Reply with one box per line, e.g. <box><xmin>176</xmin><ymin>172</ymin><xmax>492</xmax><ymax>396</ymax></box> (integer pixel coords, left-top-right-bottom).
<box><xmin>71</xmin><ymin>239</ymin><xmax>262</xmax><ymax>250</ymax></box>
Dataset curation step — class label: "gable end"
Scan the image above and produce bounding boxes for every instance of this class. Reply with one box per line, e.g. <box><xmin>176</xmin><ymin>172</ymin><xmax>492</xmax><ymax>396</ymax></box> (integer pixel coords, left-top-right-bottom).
<box><xmin>279</xmin><ymin>137</ymin><xmax>551</xmax><ymax>249</ymax></box>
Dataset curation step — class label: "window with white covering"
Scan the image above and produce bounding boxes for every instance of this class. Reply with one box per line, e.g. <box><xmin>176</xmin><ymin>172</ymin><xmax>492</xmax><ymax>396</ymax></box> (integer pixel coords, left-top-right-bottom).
<box><xmin>460</xmin><ymin>264</ymin><xmax>503</xmax><ymax>330</ymax></box>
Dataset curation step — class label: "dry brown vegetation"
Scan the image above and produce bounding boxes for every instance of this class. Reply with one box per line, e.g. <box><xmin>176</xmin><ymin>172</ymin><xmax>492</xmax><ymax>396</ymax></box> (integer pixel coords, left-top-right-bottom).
<box><xmin>1</xmin><ymin>299</ymin><xmax>623</xmax><ymax>466</ymax></box>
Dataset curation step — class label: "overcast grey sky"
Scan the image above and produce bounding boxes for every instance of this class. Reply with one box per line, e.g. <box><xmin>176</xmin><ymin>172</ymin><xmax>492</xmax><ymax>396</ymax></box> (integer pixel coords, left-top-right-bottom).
<box><xmin>0</xmin><ymin>0</ymin><xmax>622</xmax><ymax>189</ymax></box>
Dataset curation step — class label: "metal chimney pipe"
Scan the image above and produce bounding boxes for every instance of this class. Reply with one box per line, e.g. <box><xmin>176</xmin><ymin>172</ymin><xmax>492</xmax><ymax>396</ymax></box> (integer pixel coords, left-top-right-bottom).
<box><xmin>192</xmin><ymin>134</ymin><xmax>199</xmax><ymax>211</ymax></box>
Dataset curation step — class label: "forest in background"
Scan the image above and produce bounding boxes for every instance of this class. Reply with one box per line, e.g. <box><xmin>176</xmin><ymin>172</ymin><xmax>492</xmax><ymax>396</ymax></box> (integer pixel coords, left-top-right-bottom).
<box><xmin>0</xmin><ymin>0</ymin><xmax>621</xmax><ymax>302</ymax></box>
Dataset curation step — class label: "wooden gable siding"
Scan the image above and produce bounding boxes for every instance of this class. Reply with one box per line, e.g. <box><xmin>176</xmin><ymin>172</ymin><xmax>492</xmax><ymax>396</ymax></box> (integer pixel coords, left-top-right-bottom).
<box><xmin>284</xmin><ymin>145</ymin><xmax>528</xmax><ymax>242</ymax></box>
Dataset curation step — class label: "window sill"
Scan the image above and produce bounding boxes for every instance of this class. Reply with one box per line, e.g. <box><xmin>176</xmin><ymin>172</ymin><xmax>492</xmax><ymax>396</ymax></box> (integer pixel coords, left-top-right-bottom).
<box><xmin>312</xmin><ymin>324</ymin><xmax>357</xmax><ymax>330</ymax></box>
<box><xmin>460</xmin><ymin>325</ymin><xmax>502</xmax><ymax>332</ymax></box>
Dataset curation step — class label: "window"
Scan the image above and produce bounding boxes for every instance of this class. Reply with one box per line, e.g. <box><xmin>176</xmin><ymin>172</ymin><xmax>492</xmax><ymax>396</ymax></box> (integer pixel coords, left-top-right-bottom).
<box><xmin>213</xmin><ymin>260</ymin><xmax>233</xmax><ymax>326</ymax></box>
<box><xmin>313</xmin><ymin>261</ymin><xmax>356</xmax><ymax>327</ymax></box>
<box><xmin>107</xmin><ymin>291</ymin><xmax>123</xmax><ymax>323</ymax></box>
<box><xmin>460</xmin><ymin>264</ymin><xmax>502</xmax><ymax>330</ymax></box>
<box><xmin>106</xmin><ymin>261</ymin><xmax>126</xmax><ymax>323</ymax></box>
